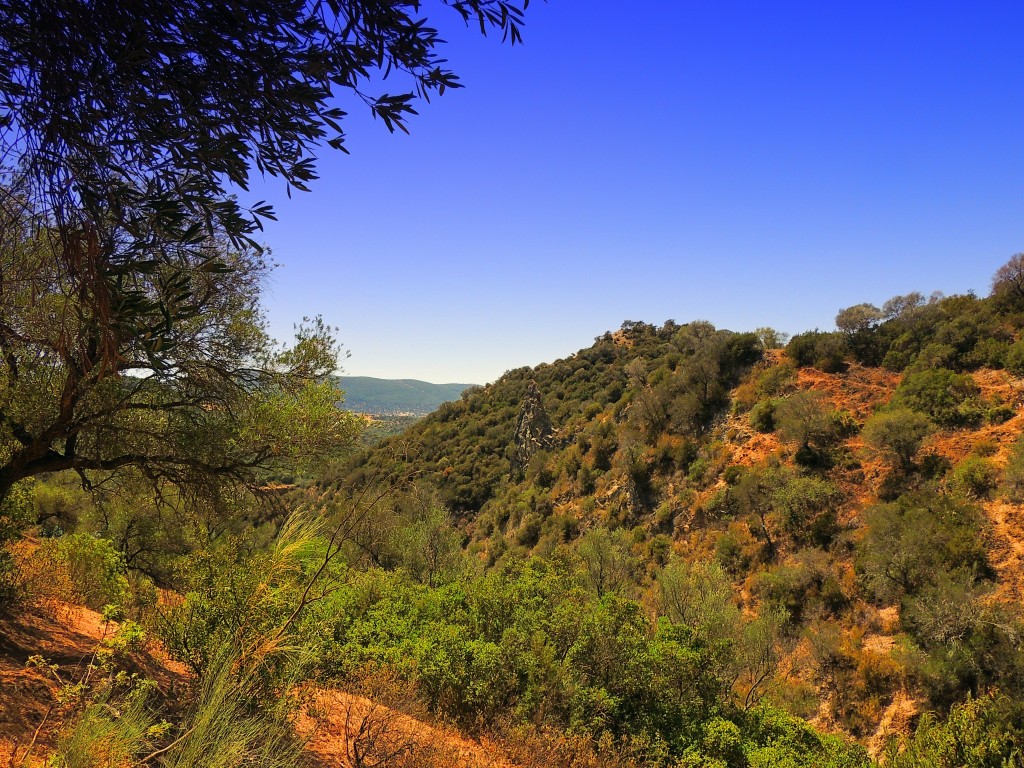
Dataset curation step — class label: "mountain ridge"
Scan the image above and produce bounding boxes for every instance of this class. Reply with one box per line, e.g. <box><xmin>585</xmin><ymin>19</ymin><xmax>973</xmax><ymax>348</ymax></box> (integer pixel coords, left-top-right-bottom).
<box><xmin>335</xmin><ymin>375</ymin><xmax>476</xmax><ymax>415</ymax></box>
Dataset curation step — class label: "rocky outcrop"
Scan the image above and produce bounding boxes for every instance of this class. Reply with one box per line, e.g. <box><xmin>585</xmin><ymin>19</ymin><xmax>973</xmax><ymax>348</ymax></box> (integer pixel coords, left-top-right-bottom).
<box><xmin>511</xmin><ymin>381</ymin><xmax>553</xmax><ymax>476</ymax></box>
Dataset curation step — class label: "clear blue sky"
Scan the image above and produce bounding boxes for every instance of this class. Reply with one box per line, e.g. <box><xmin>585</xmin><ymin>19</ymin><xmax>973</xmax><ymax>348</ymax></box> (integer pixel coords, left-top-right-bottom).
<box><xmin>250</xmin><ymin>1</ymin><xmax>1024</xmax><ymax>385</ymax></box>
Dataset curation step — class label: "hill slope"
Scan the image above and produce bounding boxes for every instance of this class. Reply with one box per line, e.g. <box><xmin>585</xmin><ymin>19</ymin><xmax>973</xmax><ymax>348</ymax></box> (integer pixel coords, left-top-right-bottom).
<box><xmin>332</xmin><ymin>285</ymin><xmax>1024</xmax><ymax>747</ymax></box>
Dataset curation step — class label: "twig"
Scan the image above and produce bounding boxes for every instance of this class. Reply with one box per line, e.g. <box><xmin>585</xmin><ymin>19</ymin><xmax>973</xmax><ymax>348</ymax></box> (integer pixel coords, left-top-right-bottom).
<box><xmin>18</xmin><ymin>703</ymin><xmax>53</xmax><ymax>767</ymax></box>
<box><xmin>139</xmin><ymin>724</ymin><xmax>196</xmax><ymax>764</ymax></box>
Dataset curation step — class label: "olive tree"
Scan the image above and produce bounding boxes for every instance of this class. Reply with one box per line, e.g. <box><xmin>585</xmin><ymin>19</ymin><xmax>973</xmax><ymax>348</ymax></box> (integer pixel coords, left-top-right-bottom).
<box><xmin>0</xmin><ymin>0</ymin><xmax>530</xmax><ymax>249</ymax></box>
<box><xmin>862</xmin><ymin>408</ymin><xmax>933</xmax><ymax>471</ymax></box>
<box><xmin>0</xmin><ymin>1</ymin><xmax>529</xmax><ymax>503</ymax></box>
<box><xmin>0</xmin><ymin>196</ymin><xmax>362</xmax><ymax>503</ymax></box>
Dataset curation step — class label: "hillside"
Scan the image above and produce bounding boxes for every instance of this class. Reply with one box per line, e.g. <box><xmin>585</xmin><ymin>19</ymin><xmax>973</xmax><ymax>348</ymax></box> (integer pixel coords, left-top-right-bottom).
<box><xmin>8</xmin><ymin>274</ymin><xmax>1024</xmax><ymax>767</ymax></box>
<box><xmin>336</xmin><ymin>376</ymin><xmax>475</xmax><ymax>416</ymax></box>
<box><xmin>329</xmin><ymin>282</ymin><xmax>1024</xmax><ymax>753</ymax></box>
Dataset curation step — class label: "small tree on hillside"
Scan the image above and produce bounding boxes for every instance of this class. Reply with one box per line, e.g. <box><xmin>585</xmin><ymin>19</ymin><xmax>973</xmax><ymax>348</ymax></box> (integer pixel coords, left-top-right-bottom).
<box><xmin>862</xmin><ymin>408</ymin><xmax>934</xmax><ymax>471</ymax></box>
<box><xmin>835</xmin><ymin>303</ymin><xmax>883</xmax><ymax>335</ymax></box>
<box><xmin>774</xmin><ymin>392</ymin><xmax>851</xmax><ymax>463</ymax></box>
<box><xmin>991</xmin><ymin>253</ymin><xmax>1024</xmax><ymax>308</ymax></box>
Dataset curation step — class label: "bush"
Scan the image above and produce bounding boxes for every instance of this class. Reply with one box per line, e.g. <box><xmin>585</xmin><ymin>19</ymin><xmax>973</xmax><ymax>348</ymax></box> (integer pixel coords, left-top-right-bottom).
<box><xmin>1002</xmin><ymin>436</ymin><xmax>1024</xmax><ymax>502</ymax></box>
<box><xmin>986</xmin><ymin>404</ymin><xmax>1015</xmax><ymax>424</ymax></box>
<box><xmin>884</xmin><ymin>694</ymin><xmax>1024</xmax><ymax>768</ymax></box>
<box><xmin>1004</xmin><ymin>339</ymin><xmax>1024</xmax><ymax>376</ymax></box>
<box><xmin>862</xmin><ymin>408</ymin><xmax>933</xmax><ymax>469</ymax></box>
<box><xmin>857</xmin><ymin>491</ymin><xmax>991</xmax><ymax>604</ymax></box>
<box><xmin>948</xmin><ymin>457</ymin><xmax>998</xmax><ymax>499</ymax></box>
<box><xmin>755</xmin><ymin>363</ymin><xmax>797</xmax><ymax>397</ymax></box>
<box><xmin>715</xmin><ymin>527</ymin><xmax>754</xmax><ymax>576</ymax></box>
<box><xmin>0</xmin><ymin>479</ymin><xmax>35</xmax><ymax>605</ymax></box>
<box><xmin>749</xmin><ymin>399</ymin><xmax>777</xmax><ymax>433</ymax></box>
<box><xmin>24</xmin><ymin>533</ymin><xmax>129</xmax><ymax>611</ymax></box>
<box><xmin>786</xmin><ymin>331</ymin><xmax>848</xmax><ymax>372</ymax></box>
<box><xmin>900</xmin><ymin>573</ymin><xmax>1024</xmax><ymax>710</ymax></box>
<box><xmin>775</xmin><ymin>392</ymin><xmax>852</xmax><ymax>456</ymax></box>
<box><xmin>891</xmin><ymin>368</ymin><xmax>983</xmax><ymax>428</ymax></box>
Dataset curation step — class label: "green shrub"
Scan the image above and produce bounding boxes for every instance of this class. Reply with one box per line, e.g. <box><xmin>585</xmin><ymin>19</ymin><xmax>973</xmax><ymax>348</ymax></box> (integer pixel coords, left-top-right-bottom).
<box><xmin>786</xmin><ymin>331</ymin><xmax>848</xmax><ymax>372</ymax></box>
<box><xmin>722</xmin><ymin>464</ymin><xmax>745</xmax><ymax>485</ymax></box>
<box><xmin>1002</xmin><ymin>436</ymin><xmax>1024</xmax><ymax>502</ymax></box>
<box><xmin>899</xmin><ymin>573</ymin><xmax>1024</xmax><ymax>709</ymax></box>
<box><xmin>1004</xmin><ymin>339</ymin><xmax>1024</xmax><ymax>376</ymax></box>
<box><xmin>775</xmin><ymin>392</ymin><xmax>848</xmax><ymax>452</ymax></box>
<box><xmin>755</xmin><ymin>363</ymin><xmax>797</xmax><ymax>397</ymax></box>
<box><xmin>986</xmin><ymin>404</ymin><xmax>1015</xmax><ymax>424</ymax></box>
<box><xmin>891</xmin><ymin>368</ymin><xmax>983</xmax><ymax>428</ymax></box>
<box><xmin>862</xmin><ymin>408</ymin><xmax>933</xmax><ymax>469</ymax></box>
<box><xmin>51</xmin><ymin>693</ymin><xmax>155</xmax><ymax>768</ymax></box>
<box><xmin>31</xmin><ymin>533</ymin><xmax>129</xmax><ymax>611</ymax></box>
<box><xmin>0</xmin><ymin>479</ymin><xmax>35</xmax><ymax>604</ymax></box>
<box><xmin>715</xmin><ymin>530</ymin><xmax>750</xmax><ymax>575</ymax></box>
<box><xmin>749</xmin><ymin>399</ymin><xmax>777</xmax><ymax>433</ymax></box>
<box><xmin>948</xmin><ymin>457</ymin><xmax>998</xmax><ymax>499</ymax></box>
<box><xmin>857</xmin><ymin>491</ymin><xmax>991</xmax><ymax>604</ymax></box>
<box><xmin>884</xmin><ymin>694</ymin><xmax>1024</xmax><ymax>768</ymax></box>
<box><xmin>919</xmin><ymin>452</ymin><xmax>952</xmax><ymax>480</ymax></box>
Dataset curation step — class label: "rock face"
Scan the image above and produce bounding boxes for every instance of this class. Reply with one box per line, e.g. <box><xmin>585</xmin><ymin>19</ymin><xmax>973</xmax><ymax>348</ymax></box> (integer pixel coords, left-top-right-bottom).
<box><xmin>511</xmin><ymin>381</ymin><xmax>554</xmax><ymax>476</ymax></box>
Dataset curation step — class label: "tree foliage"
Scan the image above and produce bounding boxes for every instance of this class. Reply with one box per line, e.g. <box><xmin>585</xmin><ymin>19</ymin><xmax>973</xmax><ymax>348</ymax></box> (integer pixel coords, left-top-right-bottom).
<box><xmin>0</xmin><ymin>0</ymin><xmax>529</xmax><ymax>250</ymax></box>
<box><xmin>0</xmin><ymin>195</ymin><xmax>362</xmax><ymax>503</ymax></box>
<box><xmin>862</xmin><ymin>408</ymin><xmax>933</xmax><ymax>470</ymax></box>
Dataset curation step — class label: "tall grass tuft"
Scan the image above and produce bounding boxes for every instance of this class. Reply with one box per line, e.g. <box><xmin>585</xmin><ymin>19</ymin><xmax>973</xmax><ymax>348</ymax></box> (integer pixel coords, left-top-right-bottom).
<box><xmin>50</xmin><ymin>693</ymin><xmax>154</xmax><ymax>768</ymax></box>
<box><xmin>52</xmin><ymin>510</ymin><xmax>327</xmax><ymax>767</ymax></box>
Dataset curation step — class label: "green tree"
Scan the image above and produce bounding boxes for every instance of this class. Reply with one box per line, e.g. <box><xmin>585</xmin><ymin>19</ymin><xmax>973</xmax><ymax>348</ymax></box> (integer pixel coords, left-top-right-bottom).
<box><xmin>0</xmin><ymin>0</ymin><xmax>529</xmax><ymax>250</ymax></box>
<box><xmin>576</xmin><ymin>527</ymin><xmax>639</xmax><ymax>598</ymax></box>
<box><xmin>0</xmin><ymin>204</ymin><xmax>362</xmax><ymax>504</ymax></box>
<box><xmin>991</xmin><ymin>252</ymin><xmax>1024</xmax><ymax>310</ymax></box>
<box><xmin>0</xmin><ymin>0</ymin><xmax>527</xmax><ymax>502</ymax></box>
<box><xmin>891</xmin><ymin>368</ymin><xmax>984</xmax><ymax>428</ymax></box>
<box><xmin>862</xmin><ymin>408</ymin><xmax>933</xmax><ymax>470</ymax></box>
<box><xmin>856</xmin><ymin>491</ymin><xmax>991</xmax><ymax>604</ymax></box>
<box><xmin>656</xmin><ymin>557</ymin><xmax>740</xmax><ymax>645</ymax></box>
<box><xmin>774</xmin><ymin>391</ymin><xmax>852</xmax><ymax>464</ymax></box>
<box><xmin>835</xmin><ymin>303</ymin><xmax>883</xmax><ymax>335</ymax></box>
<box><xmin>755</xmin><ymin>327</ymin><xmax>790</xmax><ymax>350</ymax></box>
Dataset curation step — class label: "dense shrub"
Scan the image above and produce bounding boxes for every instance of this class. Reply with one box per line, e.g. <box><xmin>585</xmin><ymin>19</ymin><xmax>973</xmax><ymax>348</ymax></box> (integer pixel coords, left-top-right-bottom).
<box><xmin>948</xmin><ymin>457</ymin><xmax>998</xmax><ymax>499</ymax></box>
<box><xmin>786</xmin><ymin>331</ymin><xmax>847</xmax><ymax>372</ymax></box>
<box><xmin>862</xmin><ymin>408</ymin><xmax>933</xmax><ymax>469</ymax></box>
<box><xmin>1003</xmin><ymin>437</ymin><xmax>1024</xmax><ymax>503</ymax></box>
<box><xmin>884</xmin><ymin>694</ymin><xmax>1024</xmax><ymax>768</ymax></box>
<box><xmin>891</xmin><ymin>368</ymin><xmax>984</xmax><ymax>428</ymax></box>
<box><xmin>0</xmin><ymin>479</ymin><xmax>34</xmax><ymax>605</ymax></box>
<box><xmin>24</xmin><ymin>533</ymin><xmax>129</xmax><ymax>611</ymax></box>
<box><xmin>749</xmin><ymin>399</ymin><xmax>777</xmax><ymax>433</ymax></box>
<box><xmin>857</xmin><ymin>491</ymin><xmax>991</xmax><ymax>604</ymax></box>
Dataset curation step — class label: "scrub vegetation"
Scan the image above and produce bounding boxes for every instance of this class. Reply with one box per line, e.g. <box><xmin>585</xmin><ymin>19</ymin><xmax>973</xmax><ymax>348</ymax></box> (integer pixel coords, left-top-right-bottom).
<box><xmin>3</xmin><ymin>2</ymin><xmax>1024</xmax><ymax>765</ymax></box>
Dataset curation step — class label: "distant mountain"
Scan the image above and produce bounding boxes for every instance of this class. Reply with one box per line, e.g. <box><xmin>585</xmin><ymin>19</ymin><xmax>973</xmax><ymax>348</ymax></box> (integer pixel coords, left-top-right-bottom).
<box><xmin>335</xmin><ymin>376</ymin><xmax>476</xmax><ymax>416</ymax></box>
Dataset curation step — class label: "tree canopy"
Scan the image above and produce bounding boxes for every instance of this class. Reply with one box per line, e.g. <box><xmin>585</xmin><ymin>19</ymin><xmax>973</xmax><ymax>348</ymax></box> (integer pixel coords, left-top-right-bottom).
<box><xmin>0</xmin><ymin>0</ymin><xmax>529</xmax><ymax>247</ymax></box>
<box><xmin>0</xmin><ymin>192</ymin><xmax>362</xmax><ymax>502</ymax></box>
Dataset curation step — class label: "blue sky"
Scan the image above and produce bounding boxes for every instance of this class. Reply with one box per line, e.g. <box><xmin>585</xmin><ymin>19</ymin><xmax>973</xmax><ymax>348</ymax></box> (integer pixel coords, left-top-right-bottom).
<box><xmin>250</xmin><ymin>1</ymin><xmax>1024</xmax><ymax>385</ymax></box>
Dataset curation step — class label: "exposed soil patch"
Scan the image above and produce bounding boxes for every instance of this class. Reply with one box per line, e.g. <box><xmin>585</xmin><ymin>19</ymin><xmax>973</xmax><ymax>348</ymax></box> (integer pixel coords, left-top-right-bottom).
<box><xmin>796</xmin><ymin>364</ymin><xmax>900</xmax><ymax>420</ymax></box>
<box><xmin>296</xmin><ymin>689</ymin><xmax>514</xmax><ymax>768</ymax></box>
<box><xmin>0</xmin><ymin>601</ymin><xmax>189</xmax><ymax>765</ymax></box>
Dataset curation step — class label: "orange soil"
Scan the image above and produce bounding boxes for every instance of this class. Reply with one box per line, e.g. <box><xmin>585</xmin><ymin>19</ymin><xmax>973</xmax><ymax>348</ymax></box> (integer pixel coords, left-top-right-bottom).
<box><xmin>297</xmin><ymin>689</ymin><xmax>513</xmax><ymax>768</ymax></box>
<box><xmin>0</xmin><ymin>600</ymin><xmax>513</xmax><ymax>768</ymax></box>
<box><xmin>795</xmin><ymin>364</ymin><xmax>901</xmax><ymax>420</ymax></box>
